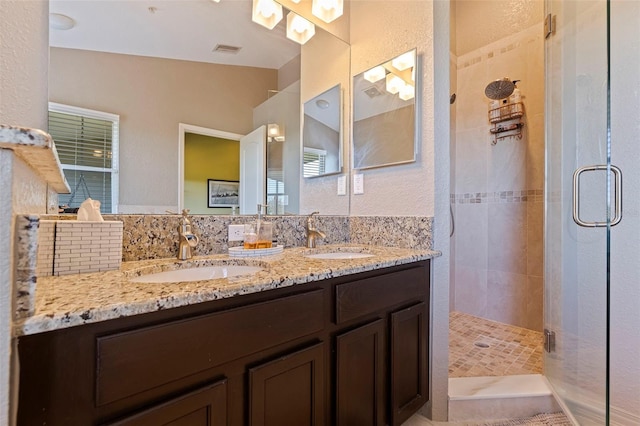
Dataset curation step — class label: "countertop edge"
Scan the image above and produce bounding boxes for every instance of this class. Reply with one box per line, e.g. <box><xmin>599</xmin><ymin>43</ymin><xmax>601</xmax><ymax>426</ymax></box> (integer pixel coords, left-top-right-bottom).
<box><xmin>14</xmin><ymin>247</ymin><xmax>440</xmax><ymax>337</ymax></box>
<box><xmin>0</xmin><ymin>125</ymin><xmax>70</xmax><ymax>193</ymax></box>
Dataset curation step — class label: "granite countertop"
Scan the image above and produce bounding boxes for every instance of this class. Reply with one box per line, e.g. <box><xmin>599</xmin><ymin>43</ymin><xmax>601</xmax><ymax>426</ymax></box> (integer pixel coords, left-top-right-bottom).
<box><xmin>13</xmin><ymin>244</ymin><xmax>440</xmax><ymax>337</ymax></box>
<box><xmin>0</xmin><ymin>125</ymin><xmax>70</xmax><ymax>193</ymax></box>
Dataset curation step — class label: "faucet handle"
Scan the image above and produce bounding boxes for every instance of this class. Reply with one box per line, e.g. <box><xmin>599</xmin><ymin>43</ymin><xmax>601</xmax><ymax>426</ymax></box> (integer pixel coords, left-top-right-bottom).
<box><xmin>307</xmin><ymin>211</ymin><xmax>320</xmax><ymax>227</ymax></box>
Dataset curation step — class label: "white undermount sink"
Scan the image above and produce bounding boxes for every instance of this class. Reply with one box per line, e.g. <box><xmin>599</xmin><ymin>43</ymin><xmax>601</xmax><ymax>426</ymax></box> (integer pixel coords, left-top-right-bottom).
<box><xmin>304</xmin><ymin>252</ymin><xmax>374</xmax><ymax>260</ymax></box>
<box><xmin>130</xmin><ymin>265</ymin><xmax>263</xmax><ymax>283</ymax></box>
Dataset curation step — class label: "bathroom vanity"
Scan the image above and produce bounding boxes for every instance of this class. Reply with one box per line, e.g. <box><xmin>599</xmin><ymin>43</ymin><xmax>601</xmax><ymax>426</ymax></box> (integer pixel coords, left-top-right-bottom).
<box><xmin>16</xmin><ymin>247</ymin><xmax>434</xmax><ymax>426</ymax></box>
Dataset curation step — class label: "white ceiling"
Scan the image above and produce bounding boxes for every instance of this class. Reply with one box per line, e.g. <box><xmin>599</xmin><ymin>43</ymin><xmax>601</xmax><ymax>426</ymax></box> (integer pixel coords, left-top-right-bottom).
<box><xmin>49</xmin><ymin>0</ymin><xmax>301</xmax><ymax>70</ymax></box>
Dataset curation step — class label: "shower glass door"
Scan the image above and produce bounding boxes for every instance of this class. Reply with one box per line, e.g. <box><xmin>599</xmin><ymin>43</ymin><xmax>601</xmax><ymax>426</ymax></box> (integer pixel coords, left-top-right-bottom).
<box><xmin>545</xmin><ymin>0</ymin><xmax>612</xmax><ymax>424</ymax></box>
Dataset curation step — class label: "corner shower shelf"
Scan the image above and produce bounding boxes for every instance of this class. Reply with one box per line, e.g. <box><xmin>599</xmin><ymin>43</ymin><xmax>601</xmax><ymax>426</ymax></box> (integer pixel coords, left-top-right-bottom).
<box><xmin>488</xmin><ymin>102</ymin><xmax>525</xmax><ymax>145</ymax></box>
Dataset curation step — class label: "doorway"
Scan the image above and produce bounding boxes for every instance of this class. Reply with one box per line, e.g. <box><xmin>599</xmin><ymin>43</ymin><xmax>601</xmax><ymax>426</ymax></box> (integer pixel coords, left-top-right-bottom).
<box><xmin>177</xmin><ymin>123</ymin><xmax>242</xmax><ymax>213</ymax></box>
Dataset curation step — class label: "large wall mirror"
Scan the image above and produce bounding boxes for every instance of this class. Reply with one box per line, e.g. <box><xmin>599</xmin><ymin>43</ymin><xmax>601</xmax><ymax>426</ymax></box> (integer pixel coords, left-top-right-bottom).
<box><xmin>48</xmin><ymin>0</ymin><xmax>350</xmax><ymax>216</ymax></box>
<box><xmin>302</xmin><ymin>84</ymin><xmax>342</xmax><ymax>178</ymax></box>
<box><xmin>352</xmin><ymin>49</ymin><xmax>417</xmax><ymax>170</ymax></box>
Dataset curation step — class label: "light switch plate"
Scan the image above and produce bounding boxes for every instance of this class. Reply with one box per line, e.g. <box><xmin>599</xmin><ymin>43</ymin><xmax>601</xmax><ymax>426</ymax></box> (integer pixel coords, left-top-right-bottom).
<box><xmin>228</xmin><ymin>224</ymin><xmax>244</xmax><ymax>241</ymax></box>
<box><xmin>353</xmin><ymin>174</ymin><xmax>364</xmax><ymax>194</ymax></box>
<box><xmin>337</xmin><ymin>176</ymin><xmax>347</xmax><ymax>195</ymax></box>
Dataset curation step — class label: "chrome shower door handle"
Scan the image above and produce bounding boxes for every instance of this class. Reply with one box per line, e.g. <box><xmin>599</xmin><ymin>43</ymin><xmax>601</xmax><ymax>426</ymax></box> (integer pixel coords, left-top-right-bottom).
<box><xmin>572</xmin><ymin>164</ymin><xmax>622</xmax><ymax>227</ymax></box>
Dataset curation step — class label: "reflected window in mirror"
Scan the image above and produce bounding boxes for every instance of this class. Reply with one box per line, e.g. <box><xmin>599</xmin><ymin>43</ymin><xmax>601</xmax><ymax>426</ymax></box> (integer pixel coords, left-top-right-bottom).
<box><xmin>352</xmin><ymin>49</ymin><xmax>417</xmax><ymax>170</ymax></box>
<box><xmin>302</xmin><ymin>84</ymin><xmax>342</xmax><ymax>178</ymax></box>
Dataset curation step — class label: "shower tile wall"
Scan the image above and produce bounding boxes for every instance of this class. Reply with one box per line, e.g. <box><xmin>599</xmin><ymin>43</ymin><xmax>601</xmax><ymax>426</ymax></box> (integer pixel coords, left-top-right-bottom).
<box><xmin>452</xmin><ymin>23</ymin><xmax>544</xmax><ymax>331</ymax></box>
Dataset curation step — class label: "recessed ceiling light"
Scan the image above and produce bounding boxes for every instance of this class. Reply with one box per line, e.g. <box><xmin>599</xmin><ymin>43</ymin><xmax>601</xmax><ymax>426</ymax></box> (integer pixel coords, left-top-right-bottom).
<box><xmin>315</xmin><ymin>99</ymin><xmax>330</xmax><ymax>109</ymax></box>
<box><xmin>49</xmin><ymin>13</ymin><xmax>75</xmax><ymax>30</ymax></box>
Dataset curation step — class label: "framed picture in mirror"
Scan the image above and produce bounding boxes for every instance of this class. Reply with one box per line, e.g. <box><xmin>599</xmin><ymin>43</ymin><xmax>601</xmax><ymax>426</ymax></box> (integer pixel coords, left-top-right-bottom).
<box><xmin>352</xmin><ymin>49</ymin><xmax>417</xmax><ymax>170</ymax></box>
<box><xmin>207</xmin><ymin>179</ymin><xmax>239</xmax><ymax>208</ymax></box>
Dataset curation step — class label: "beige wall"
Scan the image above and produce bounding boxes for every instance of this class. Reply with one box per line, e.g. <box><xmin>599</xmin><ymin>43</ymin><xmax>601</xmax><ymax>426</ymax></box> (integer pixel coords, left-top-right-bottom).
<box><xmin>49</xmin><ymin>48</ymin><xmax>277</xmax><ymax>212</ymax></box>
<box><xmin>0</xmin><ymin>1</ymin><xmax>52</xmax><ymax>424</ymax></box>
<box><xmin>278</xmin><ymin>55</ymin><xmax>301</xmax><ymax>91</ymax></box>
<box><xmin>451</xmin><ymin>1</ymin><xmax>544</xmax><ymax>332</ymax></box>
<box><xmin>349</xmin><ymin>1</ymin><xmax>435</xmax><ymax>217</ymax></box>
<box><xmin>453</xmin><ymin>0</ymin><xmax>544</xmax><ymax>56</ymax></box>
<box><xmin>353</xmin><ymin>105</ymin><xmax>415</xmax><ymax>169</ymax></box>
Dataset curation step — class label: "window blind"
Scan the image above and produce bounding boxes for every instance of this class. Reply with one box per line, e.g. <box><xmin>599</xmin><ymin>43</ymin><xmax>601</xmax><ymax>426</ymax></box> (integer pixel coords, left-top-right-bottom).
<box><xmin>48</xmin><ymin>106</ymin><xmax>118</xmax><ymax>213</ymax></box>
<box><xmin>303</xmin><ymin>149</ymin><xmax>327</xmax><ymax>177</ymax></box>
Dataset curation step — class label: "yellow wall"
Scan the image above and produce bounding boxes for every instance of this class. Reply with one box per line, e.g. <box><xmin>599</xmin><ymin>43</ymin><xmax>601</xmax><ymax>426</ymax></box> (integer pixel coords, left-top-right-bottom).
<box><xmin>184</xmin><ymin>133</ymin><xmax>239</xmax><ymax>214</ymax></box>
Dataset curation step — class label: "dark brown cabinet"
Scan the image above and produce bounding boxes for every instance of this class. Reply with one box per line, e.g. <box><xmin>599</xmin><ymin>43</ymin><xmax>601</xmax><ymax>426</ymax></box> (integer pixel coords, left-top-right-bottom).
<box><xmin>106</xmin><ymin>380</ymin><xmax>227</xmax><ymax>426</ymax></box>
<box><xmin>249</xmin><ymin>343</ymin><xmax>325</xmax><ymax>426</ymax></box>
<box><xmin>17</xmin><ymin>260</ymin><xmax>430</xmax><ymax>426</ymax></box>
<box><xmin>391</xmin><ymin>302</ymin><xmax>429</xmax><ymax>426</ymax></box>
<box><xmin>336</xmin><ymin>319</ymin><xmax>385</xmax><ymax>426</ymax></box>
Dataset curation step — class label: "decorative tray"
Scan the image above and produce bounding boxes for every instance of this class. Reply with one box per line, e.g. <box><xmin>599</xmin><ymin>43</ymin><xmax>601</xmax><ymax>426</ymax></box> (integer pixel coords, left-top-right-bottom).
<box><xmin>228</xmin><ymin>245</ymin><xmax>284</xmax><ymax>258</ymax></box>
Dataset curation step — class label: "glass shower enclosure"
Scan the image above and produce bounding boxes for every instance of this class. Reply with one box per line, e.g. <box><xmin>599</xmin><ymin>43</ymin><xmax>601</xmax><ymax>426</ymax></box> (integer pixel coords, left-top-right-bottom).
<box><xmin>545</xmin><ymin>0</ymin><xmax>640</xmax><ymax>425</ymax></box>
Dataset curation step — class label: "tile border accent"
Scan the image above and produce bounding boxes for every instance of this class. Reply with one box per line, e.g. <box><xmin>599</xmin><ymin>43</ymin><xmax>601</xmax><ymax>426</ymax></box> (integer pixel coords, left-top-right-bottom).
<box><xmin>451</xmin><ymin>190</ymin><xmax>543</xmax><ymax>204</ymax></box>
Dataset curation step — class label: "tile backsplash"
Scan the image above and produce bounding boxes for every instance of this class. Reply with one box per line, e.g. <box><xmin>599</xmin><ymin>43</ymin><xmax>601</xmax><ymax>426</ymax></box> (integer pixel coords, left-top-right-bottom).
<box><xmin>36</xmin><ymin>221</ymin><xmax>123</xmax><ymax>277</ymax></box>
<box><xmin>15</xmin><ymin>213</ymin><xmax>434</xmax><ymax>320</ymax></box>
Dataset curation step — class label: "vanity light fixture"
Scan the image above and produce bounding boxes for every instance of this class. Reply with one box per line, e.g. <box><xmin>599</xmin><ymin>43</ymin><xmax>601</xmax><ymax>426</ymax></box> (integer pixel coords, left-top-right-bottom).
<box><xmin>398</xmin><ymin>83</ymin><xmax>415</xmax><ymax>101</ymax></box>
<box><xmin>252</xmin><ymin>0</ymin><xmax>283</xmax><ymax>30</ymax></box>
<box><xmin>49</xmin><ymin>13</ymin><xmax>75</xmax><ymax>30</ymax></box>
<box><xmin>311</xmin><ymin>0</ymin><xmax>343</xmax><ymax>23</ymax></box>
<box><xmin>286</xmin><ymin>12</ymin><xmax>315</xmax><ymax>45</ymax></box>
<box><xmin>363</xmin><ymin>66</ymin><xmax>386</xmax><ymax>84</ymax></box>
<box><xmin>391</xmin><ymin>50</ymin><xmax>415</xmax><ymax>71</ymax></box>
<box><xmin>268</xmin><ymin>123</ymin><xmax>280</xmax><ymax>137</ymax></box>
<box><xmin>385</xmin><ymin>74</ymin><xmax>404</xmax><ymax>95</ymax></box>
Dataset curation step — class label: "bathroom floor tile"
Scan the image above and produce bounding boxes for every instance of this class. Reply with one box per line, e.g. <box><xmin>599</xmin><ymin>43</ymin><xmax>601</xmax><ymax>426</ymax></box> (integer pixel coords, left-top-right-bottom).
<box><xmin>449</xmin><ymin>311</ymin><xmax>543</xmax><ymax>378</ymax></box>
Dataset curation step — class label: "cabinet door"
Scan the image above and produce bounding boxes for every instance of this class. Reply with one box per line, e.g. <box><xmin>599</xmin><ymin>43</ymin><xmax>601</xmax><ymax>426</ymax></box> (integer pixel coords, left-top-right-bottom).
<box><xmin>390</xmin><ymin>302</ymin><xmax>428</xmax><ymax>426</ymax></box>
<box><xmin>336</xmin><ymin>319</ymin><xmax>385</xmax><ymax>426</ymax></box>
<box><xmin>105</xmin><ymin>379</ymin><xmax>227</xmax><ymax>426</ymax></box>
<box><xmin>249</xmin><ymin>342</ymin><xmax>325</xmax><ymax>426</ymax></box>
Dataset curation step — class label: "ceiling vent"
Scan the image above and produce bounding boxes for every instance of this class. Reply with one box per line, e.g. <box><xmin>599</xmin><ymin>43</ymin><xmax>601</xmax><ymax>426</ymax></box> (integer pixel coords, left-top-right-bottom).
<box><xmin>212</xmin><ymin>44</ymin><xmax>242</xmax><ymax>54</ymax></box>
<box><xmin>363</xmin><ymin>85</ymin><xmax>384</xmax><ymax>98</ymax></box>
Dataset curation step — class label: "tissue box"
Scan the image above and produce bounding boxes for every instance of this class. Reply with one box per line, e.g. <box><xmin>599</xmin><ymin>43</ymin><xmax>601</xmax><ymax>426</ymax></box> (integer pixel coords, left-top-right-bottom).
<box><xmin>37</xmin><ymin>220</ymin><xmax>123</xmax><ymax>276</ymax></box>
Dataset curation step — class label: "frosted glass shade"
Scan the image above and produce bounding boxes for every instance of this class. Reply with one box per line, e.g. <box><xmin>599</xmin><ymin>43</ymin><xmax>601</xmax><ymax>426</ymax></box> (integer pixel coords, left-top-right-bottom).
<box><xmin>252</xmin><ymin>0</ymin><xmax>283</xmax><ymax>30</ymax></box>
<box><xmin>311</xmin><ymin>0</ymin><xmax>343</xmax><ymax>23</ymax></box>
<box><xmin>286</xmin><ymin>12</ymin><xmax>315</xmax><ymax>45</ymax></box>
<box><xmin>364</xmin><ymin>66</ymin><xmax>386</xmax><ymax>83</ymax></box>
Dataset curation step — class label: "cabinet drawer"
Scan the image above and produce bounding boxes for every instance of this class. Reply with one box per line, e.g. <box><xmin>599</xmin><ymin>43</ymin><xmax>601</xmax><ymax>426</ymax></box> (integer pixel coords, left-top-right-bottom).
<box><xmin>335</xmin><ymin>265</ymin><xmax>427</xmax><ymax>324</ymax></box>
<box><xmin>96</xmin><ymin>289</ymin><xmax>324</xmax><ymax>406</ymax></box>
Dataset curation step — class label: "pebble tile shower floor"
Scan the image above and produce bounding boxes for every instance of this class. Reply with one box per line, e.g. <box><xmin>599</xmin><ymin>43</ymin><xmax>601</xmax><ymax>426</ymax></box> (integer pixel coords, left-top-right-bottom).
<box><xmin>449</xmin><ymin>311</ymin><xmax>543</xmax><ymax>378</ymax></box>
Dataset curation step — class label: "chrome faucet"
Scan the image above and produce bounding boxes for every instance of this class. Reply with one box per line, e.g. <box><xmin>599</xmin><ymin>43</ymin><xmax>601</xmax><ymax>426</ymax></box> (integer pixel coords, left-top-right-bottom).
<box><xmin>176</xmin><ymin>209</ymin><xmax>199</xmax><ymax>260</ymax></box>
<box><xmin>305</xmin><ymin>211</ymin><xmax>326</xmax><ymax>248</ymax></box>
